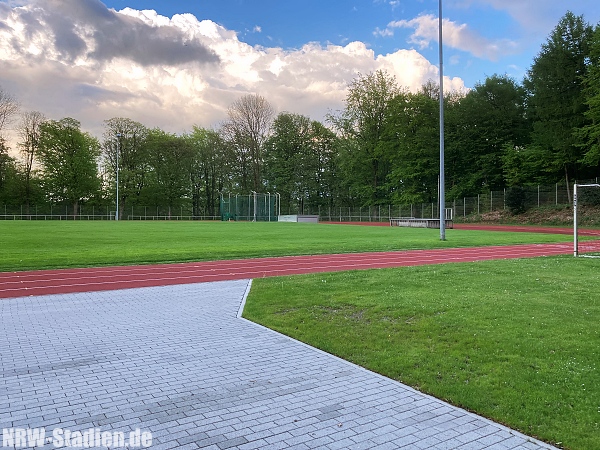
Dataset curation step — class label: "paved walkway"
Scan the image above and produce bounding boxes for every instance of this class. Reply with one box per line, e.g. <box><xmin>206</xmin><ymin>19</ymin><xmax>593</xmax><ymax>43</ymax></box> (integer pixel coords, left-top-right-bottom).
<box><xmin>1</xmin><ymin>281</ymin><xmax>557</xmax><ymax>450</ymax></box>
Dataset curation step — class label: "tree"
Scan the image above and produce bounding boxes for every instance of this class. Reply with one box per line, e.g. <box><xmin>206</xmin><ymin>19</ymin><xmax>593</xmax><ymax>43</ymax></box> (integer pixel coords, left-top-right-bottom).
<box><xmin>265</xmin><ymin>113</ymin><xmax>339</xmax><ymax>213</ymax></box>
<box><xmin>17</xmin><ymin>111</ymin><xmax>46</xmax><ymax>212</ymax></box>
<box><xmin>187</xmin><ymin>127</ymin><xmax>232</xmax><ymax>217</ymax></box>
<box><xmin>102</xmin><ymin>118</ymin><xmax>149</xmax><ymax>219</ymax></box>
<box><xmin>221</xmin><ymin>94</ymin><xmax>274</xmax><ymax>192</ymax></box>
<box><xmin>382</xmin><ymin>89</ymin><xmax>440</xmax><ymax>204</ymax></box>
<box><xmin>524</xmin><ymin>11</ymin><xmax>593</xmax><ymax>197</ymax></box>
<box><xmin>264</xmin><ymin>113</ymin><xmax>312</xmax><ymax>212</ymax></box>
<box><xmin>0</xmin><ymin>144</ymin><xmax>21</xmax><ymax>206</ymax></box>
<box><xmin>143</xmin><ymin>129</ymin><xmax>194</xmax><ymax>217</ymax></box>
<box><xmin>38</xmin><ymin>118</ymin><xmax>101</xmax><ymax>217</ymax></box>
<box><xmin>0</xmin><ymin>86</ymin><xmax>19</xmax><ymax>142</ymax></box>
<box><xmin>306</xmin><ymin>121</ymin><xmax>339</xmax><ymax>210</ymax></box>
<box><xmin>329</xmin><ymin>70</ymin><xmax>401</xmax><ymax>204</ymax></box>
<box><xmin>578</xmin><ymin>24</ymin><xmax>600</xmax><ymax>172</ymax></box>
<box><xmin>448</xmin><ymin>75</ymin><xmax>529</xmax><ymax>195</ymax></box>
<box><xmin>502</xmin><ymin>144</ymin><xmax>556</xmax><ymax>187</ymax></box>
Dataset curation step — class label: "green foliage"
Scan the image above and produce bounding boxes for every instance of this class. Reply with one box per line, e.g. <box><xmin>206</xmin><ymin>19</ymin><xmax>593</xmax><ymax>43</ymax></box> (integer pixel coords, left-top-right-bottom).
<box><xmin>329</xmin><ymin>70</ymin><xmax>401</xmax><ymax>204</ymax></box>
<box><xmin>450</xmin><ymin>75</ymin><xmax>529</xmax><ymax>194</ymax></box>
<box><xmin>187</xmin><ymin>127</ymin><xmax>232</xmax><ymax>216</ymax></box>
<box><xmin>578</xmin><ymin>185</ymin><xmax>600</xmax><ymax>206</ymax></box>
<box><xmin>102</xmin><ymin>117</ymin><xmax>150</xmax><ymax>219</ymax></box>
<box><xmin>38</xmin><ymin>118</ymin><xmax>100</xmax><ymax>215</ymax></box>
<box><xmin>142</xmin><ymin>129</ymin><xmax>194</xmax><ymax>215</ymax></box>
<box><xmin>505</xmin><ymin>186</ymin><xmax>529</xmax><ymax>214</ymax></box>
<box><xmin>0</xmin><ymin>141</ymin><xmax>22</xmax><ymax>205</ymax></box>
<box><xmin>578</xmin><ymin>24</ymin><xmax>600</xmax><ymax>169</ymax></box>
<box><xmin>384</xmin><ymin>90</ymin><xmax>440</xmax><ymax>204</ymax></box>
<box><xmin>265</xmin><ymin>113</ymin><xmax>339</xmax><ymax>212</ymax></box>
<box><xmin>502</xmin><ymin>144</ymin><xmax>559</xmax><ymax>186</ymax></box>
<box><xmin>525</xmin><ymin>12</ymin><xmax>593</xmax><ymax>184</ymax></box>
<box><xmin>246</xmin><ymin>258</ymin><xmax>600</xmax><ymax>450</ymax></box>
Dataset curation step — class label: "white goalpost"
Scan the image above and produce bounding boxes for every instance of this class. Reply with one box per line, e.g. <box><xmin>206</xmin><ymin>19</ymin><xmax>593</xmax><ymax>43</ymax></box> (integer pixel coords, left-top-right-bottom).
<box><xmin>573</xmin><ymin>183</ymin><xmax>600</xmax><ymax>257</ymax></box>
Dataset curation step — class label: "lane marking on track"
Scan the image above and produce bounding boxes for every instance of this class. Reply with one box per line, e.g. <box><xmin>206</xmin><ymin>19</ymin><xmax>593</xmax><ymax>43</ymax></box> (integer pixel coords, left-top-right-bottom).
<box><xmin>0</xmin><ymin>242</ymin><xmax>574</xmax><ymax>299</ymax></box>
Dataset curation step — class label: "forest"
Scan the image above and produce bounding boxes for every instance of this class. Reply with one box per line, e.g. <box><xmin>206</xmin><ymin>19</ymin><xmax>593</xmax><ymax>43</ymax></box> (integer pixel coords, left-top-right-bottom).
<box><xmin>0</xmin><ymin>12</ymin><xmax>599</xmax><ymax>218</ymax></box>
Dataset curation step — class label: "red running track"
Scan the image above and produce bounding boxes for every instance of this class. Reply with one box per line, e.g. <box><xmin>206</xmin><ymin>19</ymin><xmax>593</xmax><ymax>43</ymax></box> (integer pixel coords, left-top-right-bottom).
<box><xmin>0</xmin><ymin>242</ymin><xmax>574</xmax><ymax>299</ymax></box>
<box><xmin>326</xmin><ymin>221</ymin><xmax>600</xmax><ymax>236</ymax></box>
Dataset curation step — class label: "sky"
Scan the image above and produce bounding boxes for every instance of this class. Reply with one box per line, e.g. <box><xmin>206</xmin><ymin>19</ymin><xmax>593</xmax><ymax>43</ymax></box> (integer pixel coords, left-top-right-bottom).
<box><xmin>0</xmin><ymin>0</ymin><xmax>599</xmax><ymax>148</ymax></box>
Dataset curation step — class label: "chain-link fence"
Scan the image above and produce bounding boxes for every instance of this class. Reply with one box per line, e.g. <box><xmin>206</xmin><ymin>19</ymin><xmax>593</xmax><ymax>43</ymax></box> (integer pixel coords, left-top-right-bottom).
<box><xmin>0</xmin><ymin>204</ymin><xmax>220</xmax><ymax>220</ymax></box>
<box><xmin>2</xmin><ymin>180</ymin><xmax>596</xmax><ymax>221</ymax></box>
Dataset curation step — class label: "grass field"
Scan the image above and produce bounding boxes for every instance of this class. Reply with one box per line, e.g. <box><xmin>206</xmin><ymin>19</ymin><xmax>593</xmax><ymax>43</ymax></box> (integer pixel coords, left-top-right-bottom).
<box><xmin>244</xmin><ymin>257</ymin><xmax>600</xmax><ymax>450</ymax></box>
<box><xmin>3</xmin><ymin>220</ymin><xmax>594</xmax><ymax>448</ymax></box>
<box><xmin>1</xmin><ymin>220</ymin><xmax>572</xmax><ymax>271</ymax></box>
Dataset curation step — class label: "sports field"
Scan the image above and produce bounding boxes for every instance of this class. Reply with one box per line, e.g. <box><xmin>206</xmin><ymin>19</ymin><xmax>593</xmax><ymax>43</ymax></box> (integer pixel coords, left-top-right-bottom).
<box><xmin>0</xmin><ymin>220</ymin><xmax>572</xmax><ymax>271</ymax></box>
<box><xmin>2</xmin><ymin>221</ymin><xmax>598</xmax><ymax>449</ymax></box>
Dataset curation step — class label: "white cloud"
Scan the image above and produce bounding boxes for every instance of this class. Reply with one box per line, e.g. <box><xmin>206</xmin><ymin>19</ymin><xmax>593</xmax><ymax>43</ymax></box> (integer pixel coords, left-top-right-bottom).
<box><xmin>377</xmin><ymin>14</ymin><xmax>519</xmax><ymax>61</ymax></box>
<box><xmin>0</xmin><ymin>1</ymin><xmax>466</xmax><ymax>146</ymax></box>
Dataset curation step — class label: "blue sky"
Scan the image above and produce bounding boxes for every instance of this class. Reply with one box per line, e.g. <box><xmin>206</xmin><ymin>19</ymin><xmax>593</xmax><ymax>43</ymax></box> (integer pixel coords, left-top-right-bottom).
<box><xmin>101</xmin><ymin>0</ymin><xmax>599</xmax><ymax>87</ymax></box>
<box><xmin>0</xmin><ymin>0</ymin><xmax>599</xmax><ymax>141</ymax></box>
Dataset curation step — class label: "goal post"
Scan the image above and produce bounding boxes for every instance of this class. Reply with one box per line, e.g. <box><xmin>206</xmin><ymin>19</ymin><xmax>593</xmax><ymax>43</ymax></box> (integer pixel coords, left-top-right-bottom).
<box><xmin>574</xmin><ymin>183</ymin><xmax>600</xmax><ymax>257</ymax></box>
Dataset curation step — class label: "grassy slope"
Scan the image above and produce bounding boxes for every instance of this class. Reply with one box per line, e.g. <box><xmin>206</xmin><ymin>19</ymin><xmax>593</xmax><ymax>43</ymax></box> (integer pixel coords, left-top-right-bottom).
<box><xmin>1</xmin><ymin>221</ymin><xmax>570</xmax><ymax>271</ymax></box>
<box><xmin>245</xmin><ymin>257</ymin><xmax>600</xmax><ymax>450</ymax></box>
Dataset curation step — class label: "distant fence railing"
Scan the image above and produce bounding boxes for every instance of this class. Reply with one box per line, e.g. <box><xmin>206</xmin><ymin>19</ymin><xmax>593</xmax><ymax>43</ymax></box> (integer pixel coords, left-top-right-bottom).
<box><xmin>0</xmin><ymin>205</ymin><xmax>220</xmax><ymax>221</ymax></box>
<box><xmin>283</xmin><ymin>181</ymin><xmax>594</xmax><ymax>221</ymax></box>
<box><xmin>2</xmin><ymin>180</ymin><xmax>595</xmax><ymax>221</ymax></box>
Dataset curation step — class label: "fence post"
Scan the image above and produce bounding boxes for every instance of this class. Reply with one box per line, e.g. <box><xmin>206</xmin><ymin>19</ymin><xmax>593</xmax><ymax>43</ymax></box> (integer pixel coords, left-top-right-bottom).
<box><xmin>490</xmin><ymin>191</ymin><xmax>493</xmax><ymax>212</ymax></box>
<box><xmin>477</xmin><ymin>195</ymin><xmax>480</xmax><ymax>215</ymax></box>
<box><xmin>538</xmin><ymin>185</ymin><xmax>540</xmax><ymax>207</ymax></box>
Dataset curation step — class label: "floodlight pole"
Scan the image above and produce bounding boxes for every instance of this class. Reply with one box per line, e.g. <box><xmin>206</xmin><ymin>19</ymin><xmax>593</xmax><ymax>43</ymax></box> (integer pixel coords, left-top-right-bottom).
<box><xmin>115</xmin><ymin>133</ymin><xmax>121</xmax><ymax>221</ymax></box>
<box><xmin>438</xmin><ymin>0</ymin><xmax>446</xmax><ymax>241</ymax></box>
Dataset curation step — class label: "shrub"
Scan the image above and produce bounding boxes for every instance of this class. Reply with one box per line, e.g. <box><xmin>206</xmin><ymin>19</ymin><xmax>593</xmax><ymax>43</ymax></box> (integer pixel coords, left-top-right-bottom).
<box><xmin>505</xmin><ymin>186</ymin><xmax>529</xmax><ymax>214</ymax></box>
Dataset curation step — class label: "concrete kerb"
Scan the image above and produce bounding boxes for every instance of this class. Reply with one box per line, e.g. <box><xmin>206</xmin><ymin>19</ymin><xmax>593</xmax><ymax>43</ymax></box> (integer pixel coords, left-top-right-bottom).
<box><xmin>236</xmin><ymin>279</ymin><xmax>559</xmax><ymax>450</ymax></box>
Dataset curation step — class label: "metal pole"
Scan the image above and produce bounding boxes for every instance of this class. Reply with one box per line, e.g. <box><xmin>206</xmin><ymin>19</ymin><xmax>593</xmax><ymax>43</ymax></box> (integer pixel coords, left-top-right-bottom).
<box><xmin>438</xmin><ymin>0</ymin><xmax>446</xmax><ymax>240</ymax></box>
<box><xmin>574</xmin><ymin>184</ymin><xmax>578</xmax><ymax>257</ymax></box>
<box><xmin>115</xmin><ymin>133</ymin><xmax>121</xmax><ymax>221</ymax></box>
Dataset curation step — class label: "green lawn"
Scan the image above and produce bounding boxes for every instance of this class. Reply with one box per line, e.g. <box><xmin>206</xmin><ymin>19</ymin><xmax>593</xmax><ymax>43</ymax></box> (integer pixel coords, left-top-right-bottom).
<box><xmin>1</xmin><ymin>221</ymin><xmax>571</xmax><ymax>271</ymax></box>
<box><xmin>2</xmin><ymin>220</ymin><xmax>596</xmax><ymax>448</ymax></box>
<box><xmin>244</xmin><ymin>257</ymin><xmax>600</xmax><ymax>450</ymax></box>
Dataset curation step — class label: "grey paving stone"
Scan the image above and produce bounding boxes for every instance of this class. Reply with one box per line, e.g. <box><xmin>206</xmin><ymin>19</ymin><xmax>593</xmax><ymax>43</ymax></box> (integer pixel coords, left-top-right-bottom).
<box><xmin>0</xmin><ymin>280</ymin><xmax>559</xmax><ymax>450</ymax></box>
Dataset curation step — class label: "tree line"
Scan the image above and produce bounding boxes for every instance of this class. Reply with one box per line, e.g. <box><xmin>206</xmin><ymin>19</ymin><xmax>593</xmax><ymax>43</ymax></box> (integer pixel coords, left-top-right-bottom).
<box><xmin>0</xmin><ymin>11</ymin><xmax>599</xmax><ymax>218</ymax></box>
